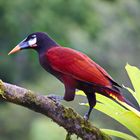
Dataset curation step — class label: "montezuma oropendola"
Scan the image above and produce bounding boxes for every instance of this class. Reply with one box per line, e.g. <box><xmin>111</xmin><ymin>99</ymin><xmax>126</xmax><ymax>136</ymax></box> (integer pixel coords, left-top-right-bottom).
<box><xmin>8</xmin><ymin>32</ymin><xmax>138</xmax><ymax>120</ymax></box>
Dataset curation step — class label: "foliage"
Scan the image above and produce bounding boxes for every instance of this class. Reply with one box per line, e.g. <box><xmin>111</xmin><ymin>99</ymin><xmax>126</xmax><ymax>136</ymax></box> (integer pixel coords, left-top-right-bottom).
<box><xmin>124</xmin><ymin>64</ymin><xmax>140</xmax><ymax>106</ymax></box>
<box><xmin>76</xmin><ymin>64</ymin><xmax>140</xmax><ymax>139</ymax></box>
<box><xmin>0</xmin><ymin>0</ymin><xmax>140</xmax><ymax>84</ymax></box>
<box><xmin>101</xmin><ymin>129</ymin><xmax>137</xmax><ymax>140</ymax></box>
<box><xmin>0</xmin><ymin>0</ymin><xmax>140</xmax><ymax>139</ymax></box>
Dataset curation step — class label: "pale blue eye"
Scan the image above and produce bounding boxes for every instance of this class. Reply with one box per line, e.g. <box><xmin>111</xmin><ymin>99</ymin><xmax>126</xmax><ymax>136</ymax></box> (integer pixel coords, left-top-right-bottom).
<box><xmin>28</xmin><ymin>37</ymin><xmax>37</xmax><ymax>46</ymax></box>
<box><xmin>31</xmin><ymin>35</ymin><xmax>36</xmax><ymax>38</ymax></box>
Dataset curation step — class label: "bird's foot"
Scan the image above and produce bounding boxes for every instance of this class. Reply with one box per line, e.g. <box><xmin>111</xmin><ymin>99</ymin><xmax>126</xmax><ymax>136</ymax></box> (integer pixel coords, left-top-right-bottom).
<box><xmin>83</xmin><ymin>112</ymin><xmax>89</xmax><ymax>121</ymax></box>
<box><xmin>47</xmin><ymin>94</ymin><xmax>63</xmax><ymax>104</ymax></box>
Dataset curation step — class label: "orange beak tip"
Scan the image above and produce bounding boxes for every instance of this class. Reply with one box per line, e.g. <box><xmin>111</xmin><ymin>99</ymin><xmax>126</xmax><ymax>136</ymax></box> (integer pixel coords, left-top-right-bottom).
<box><xmin>8</xmin><ymin>45</ymin><xmax>21</xmax><ymax>55</ymax></box>
<box><xmin>8</xmin><ymin>52</ymin><xmax>11</xmax><ymax>55</ymax></box>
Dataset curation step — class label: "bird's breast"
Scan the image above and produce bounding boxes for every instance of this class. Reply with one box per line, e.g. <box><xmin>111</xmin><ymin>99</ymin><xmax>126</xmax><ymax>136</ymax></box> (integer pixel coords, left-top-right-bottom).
<box><xmin>39</xmin><ymin>53</ymin><xmax>63</xmax><ymax>81</ymax></box>
<box><xmin>39</xmin><ymin>54</ymin><xmax>51</xmax><ymax>72</ymax></box>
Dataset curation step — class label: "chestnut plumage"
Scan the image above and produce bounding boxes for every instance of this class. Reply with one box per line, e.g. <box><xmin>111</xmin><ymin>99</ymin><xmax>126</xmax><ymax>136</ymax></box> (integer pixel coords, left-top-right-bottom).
<box><xmin>8</xmin><ymin>32</ymin><xmax>134</xmax><ymax>120</ymax></box>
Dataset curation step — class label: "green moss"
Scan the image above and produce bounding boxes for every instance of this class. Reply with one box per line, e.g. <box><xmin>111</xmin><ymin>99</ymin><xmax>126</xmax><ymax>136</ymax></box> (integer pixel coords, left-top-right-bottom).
<box><xmin>63</xmin><ymin>107</ymin><xmax>95</xmax><ymax>132</ymax></box>
<box><xmin>63</xmin><ymin>107</ymin><xmax>78</xmax><ymax>119</ymax></box>
<box><xmin>63</xmin><ymin>107</ymin><xmax>111</xmax><ymax>139</ymax></box>
<box><xmin>24</xmin><ymin>90</ymin><xmax>40</xmax><ymax>104</ymax></box>
<box><xmin>25</xmin><ymin>90</ymin><xmax>36</xmax><ymax>100</ymax></box>
<box><xmin>80</xmin><ymin>119</ymin><xmax>111</xmax><ymax>139</ymax></box>
<box><xmin>100</xmin><ymin>132</ymin><xmax>112</xmax><ymax>140</ymax></box>
<box><xmin>0</xmin><ymin>79</ymin><xmax>6</xmax><ymax>98</ymax></box>
<box><xmin>80</xmin><ymin>120</ymin><xmax>94</xmax><ymax>133</ymax></box>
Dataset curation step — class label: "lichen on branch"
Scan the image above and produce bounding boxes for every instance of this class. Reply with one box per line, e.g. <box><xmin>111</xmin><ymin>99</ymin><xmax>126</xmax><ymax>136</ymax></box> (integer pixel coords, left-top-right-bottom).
<box><xmin>0</xmin><ymin>80</ymin><xmax>111</xmax><ymax>140</ymax></box>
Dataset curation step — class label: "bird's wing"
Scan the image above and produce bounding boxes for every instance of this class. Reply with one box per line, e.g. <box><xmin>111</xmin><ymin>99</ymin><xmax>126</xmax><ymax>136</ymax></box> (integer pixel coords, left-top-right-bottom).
<box><xmin>47</xmin><ymin>47</ymin><xmax>114</xmax><ymax>87</ymax></box>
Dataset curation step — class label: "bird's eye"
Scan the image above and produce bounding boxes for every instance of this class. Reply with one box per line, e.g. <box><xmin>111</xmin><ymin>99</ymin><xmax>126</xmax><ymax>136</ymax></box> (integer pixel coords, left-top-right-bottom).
<box><xmin>28</xmin><ymin>36</ymin><xmax>37</xmax><ymax>46</ymax></box>
<box><xmin>31</xmin><ymin>35</ymin><xmax>36</xmax><ymax>39</ymax></box>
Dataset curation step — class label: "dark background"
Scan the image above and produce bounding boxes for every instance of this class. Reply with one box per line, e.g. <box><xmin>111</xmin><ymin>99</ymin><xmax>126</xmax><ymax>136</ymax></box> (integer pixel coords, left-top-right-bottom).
<box><xmin>0</xmin><ymin>0</ymin><xmax>140</xmax><ymax>139</ymax></box>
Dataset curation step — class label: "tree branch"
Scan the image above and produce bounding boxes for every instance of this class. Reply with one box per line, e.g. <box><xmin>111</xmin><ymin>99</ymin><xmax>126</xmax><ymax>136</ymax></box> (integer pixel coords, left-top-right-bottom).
<box><xmin>0</xmin><ymin>80</ymin><xmax>111</xmax><ymax>140</ymax></box>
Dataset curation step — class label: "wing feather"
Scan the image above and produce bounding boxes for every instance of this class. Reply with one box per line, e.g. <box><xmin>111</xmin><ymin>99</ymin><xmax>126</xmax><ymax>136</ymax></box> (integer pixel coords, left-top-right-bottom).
<box><xmin>47</xmin><ymin>47</ymin><xmax>113</xmax><ymax>87</ymax></box>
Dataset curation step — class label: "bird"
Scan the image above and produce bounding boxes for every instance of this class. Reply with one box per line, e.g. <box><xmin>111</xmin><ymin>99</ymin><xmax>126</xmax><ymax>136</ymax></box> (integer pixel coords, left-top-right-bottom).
<box><xmin>8</xmin><ymin>32</ymin><xmax>139</xmax><ymax>120</ymax></box>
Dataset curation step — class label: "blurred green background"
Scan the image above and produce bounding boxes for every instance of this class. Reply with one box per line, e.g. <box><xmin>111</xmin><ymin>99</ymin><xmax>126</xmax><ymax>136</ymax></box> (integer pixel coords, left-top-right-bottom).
<box><xmin>0</xmin><ymin>0</ymin><xmax>140</xmax><ymax>139</ymax></box>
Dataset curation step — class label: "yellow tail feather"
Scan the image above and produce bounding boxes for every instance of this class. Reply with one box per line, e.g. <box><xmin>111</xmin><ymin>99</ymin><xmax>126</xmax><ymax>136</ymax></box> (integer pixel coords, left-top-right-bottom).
<box><xmin>110</xmin><ymin>93</ymin><xmax>140</xmax><ymax>118</ymax></box>
<box><xmin>105</xmin><ymin>89</ymin><xmax>140</xmax><ymax>117</ymax></box>
<box><xmin>118</xmin><ymin>100</ymin><xmax>140</xmax><ymax>118</ymax></box>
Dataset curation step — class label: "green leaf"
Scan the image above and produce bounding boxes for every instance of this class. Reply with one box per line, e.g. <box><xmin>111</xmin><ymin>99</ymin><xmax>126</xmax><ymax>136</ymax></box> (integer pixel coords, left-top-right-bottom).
<box><xmin>125</xmin><ymin>64</ymin><xmax>140</xmax><ymax>106</ymax></box>
<box><xmin>101</xmin><ymin>129</ymin><xmax>137</xmax><ymax>140</ymax></box>
<box><xmin>76</xmin><ymin>91</ymin><xmax>140</xmax><ymax>138</ymax></box>
<box><xmin>76</xmin><ymin>90</ymin><xmax>85</xmax><ymax>96</ymax></box>
<box><xmin>95</xmin><ymin>94</ymin><xmax>140</xmax><ymax>138</ymax></box>
<box><xmin>83</xmin><ymin>95</ymin><xmax>140</xmax><ymax>139</ymax></box>
<box><xmin>122</xmin><ymin>85</ymin><xmax>136</xmax><ymax>99</ymax></box>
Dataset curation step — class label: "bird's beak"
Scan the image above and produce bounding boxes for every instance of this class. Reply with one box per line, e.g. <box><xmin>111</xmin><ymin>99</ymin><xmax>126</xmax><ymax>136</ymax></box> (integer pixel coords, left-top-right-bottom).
<box><xmin>8</xmin><ymin>40</ymin><xmax>29</xmax><ymax>55</ymax></box>
<box><xmin>8</xmin><ymin>45</ymin><xmax>21</xmax><ymax>55</ymax></box>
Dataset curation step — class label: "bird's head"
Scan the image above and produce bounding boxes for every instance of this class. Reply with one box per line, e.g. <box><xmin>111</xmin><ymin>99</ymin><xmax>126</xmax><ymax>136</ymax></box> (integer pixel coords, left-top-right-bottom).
<box><xmin>8</xmin><ymin>32</ymin><xmax>58</xmax><ymax>55</ymax></box>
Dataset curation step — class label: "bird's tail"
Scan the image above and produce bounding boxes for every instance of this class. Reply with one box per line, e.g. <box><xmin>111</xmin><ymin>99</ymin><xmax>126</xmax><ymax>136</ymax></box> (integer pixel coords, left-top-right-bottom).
<box><xmin>103</xmin><ymin>87</ymin><xmax>140</xmax><ymax>118</ymax></box>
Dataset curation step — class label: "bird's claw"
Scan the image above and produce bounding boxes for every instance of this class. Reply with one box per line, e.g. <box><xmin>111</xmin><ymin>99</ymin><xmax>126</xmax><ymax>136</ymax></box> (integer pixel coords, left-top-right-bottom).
<box><xmin>47</xmin><ymin>94</ymin><xmax>63</xmax><ymax>104</ymax></box>
<box><xmin>83</xmin><ymin>113</ymin><xmax>89</xmax><ymax>121</ymax></box>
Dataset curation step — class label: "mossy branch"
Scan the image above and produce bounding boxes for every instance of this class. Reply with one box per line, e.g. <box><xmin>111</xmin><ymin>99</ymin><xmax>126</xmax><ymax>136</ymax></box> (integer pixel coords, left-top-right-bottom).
<box><xmin>0</xmin><ymin>80</ymin><xmax>111</xmax><ymax>140</ymax></box>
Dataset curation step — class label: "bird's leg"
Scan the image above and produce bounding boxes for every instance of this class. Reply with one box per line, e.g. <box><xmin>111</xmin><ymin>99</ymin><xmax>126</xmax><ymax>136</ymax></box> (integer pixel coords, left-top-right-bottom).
<box><xmin>84</xmin><ymin>106</ymin><xmax>93</xmax><ymax>121</ymax></box>
<box><xmin>62</xmin><ymin>76</ymin><xmax>76</xmax><ymax>101</ymax></box>
<box><xmin>63</xmin><ymin>88</ymin><xmax>75</xmax><ymax>101</ymax></box>
<box><xmin>47</xmin><ymin>86</ymin><xmax>75</xmax><ymax>103</ymax></box>
<box><xmin>84</xmin><ymin>92</ymin><xmax>96</xmax><ymax>120</ymax></box>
